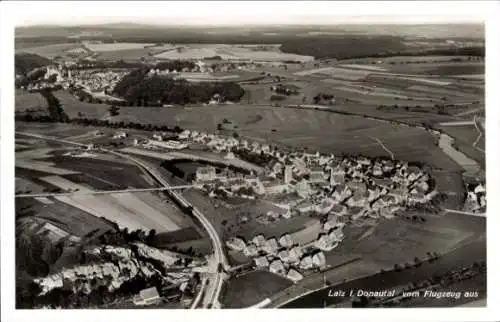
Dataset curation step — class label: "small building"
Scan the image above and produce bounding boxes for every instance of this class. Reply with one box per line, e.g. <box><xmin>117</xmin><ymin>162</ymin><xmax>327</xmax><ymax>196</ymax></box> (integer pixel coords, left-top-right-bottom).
<box><xmin>226</xmin><ymin>237</ymin><xmax>246</xmax><ymax>252</ymax></box>
<box><xmin>299</xmin><ymin>255</ymin><xmax>313</xmax><ymax>270</ymax></box>
<box><xmin>286</xmin><ymin>269</ymin><xmax>304</xmax><ymax>282</ymax></box>
<box><xmin>279</xmin><ymin>234</ymin><xmax>294</xmax><ymax>248</ymax></box>
<box><xmin>244</xmin><ymin>243</ymin><xmax>259</xmax><ymax>257</ymax></box>
<box><xmin>133</xmin><ymin>287</ymin><xmax>160</xmax><ymax>306</ymax></box>
<box><xmin>254</xmin><ymin>256</ymin><xmax>270</xmax><ymax>268</ymax></box>
<box><xmin>312</xmin><ymin>252</ymin><xmax>326</xmax><ymax>269</ymax></box>
<box><xmin>269</xmin><ymin>260</ymin><xmax>286</xmax><ymax>275</ymax></box>
<box><xmin>263</xmin><ymin>238</ymin><xmax>279</xmax><ymax>255</ymax></box>
<box><xmin>196</xmin><ymin>166</ymin><xmax>217</xmax><ymax>182</ymax></box>
<box><xmin>252</xmin><ymin>235</ymin><xmax>266</xmax><ymax>248</ymax></box>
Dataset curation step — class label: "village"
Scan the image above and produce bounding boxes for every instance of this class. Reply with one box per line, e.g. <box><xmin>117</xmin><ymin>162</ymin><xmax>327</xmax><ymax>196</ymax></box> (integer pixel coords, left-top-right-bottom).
<box><xmin>106</xmin><ymin>126</ymin><xmax>445</xmax><ymax>284</ymax></box>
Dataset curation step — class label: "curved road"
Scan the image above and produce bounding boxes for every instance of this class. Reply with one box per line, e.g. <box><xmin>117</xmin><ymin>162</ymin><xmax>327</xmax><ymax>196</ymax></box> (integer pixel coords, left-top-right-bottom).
<box><xmin>16</xmin><ymin>131</ymin><xmax>227</xmax><ymax>309</ymax></box>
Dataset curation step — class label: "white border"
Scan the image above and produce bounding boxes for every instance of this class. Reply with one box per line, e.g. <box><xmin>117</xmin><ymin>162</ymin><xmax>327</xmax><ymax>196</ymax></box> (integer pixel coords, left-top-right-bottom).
<box><xmin>1</xmin><ymin>1</ymin><xmax>499</xmax><ymax>322</ymax></box>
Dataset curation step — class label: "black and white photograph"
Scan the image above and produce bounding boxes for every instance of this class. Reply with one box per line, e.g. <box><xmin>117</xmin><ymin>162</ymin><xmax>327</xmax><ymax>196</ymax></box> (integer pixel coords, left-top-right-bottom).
<box><xmin>1</xmin><ymin>1</ymin><xmax>499</xmax><ymax>321</ymax></box>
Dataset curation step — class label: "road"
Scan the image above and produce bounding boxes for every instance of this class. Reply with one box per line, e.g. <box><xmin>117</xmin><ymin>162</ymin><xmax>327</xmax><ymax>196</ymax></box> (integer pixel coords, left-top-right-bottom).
<box><xmin>15</xmin><ymin>185</ymin><xmax>194</xmax><ymax>198</ymax></box>
<box><xmin>16</xmin><ymin>131</ymin><xmax>227</xmax><ymax>309</ymax></box>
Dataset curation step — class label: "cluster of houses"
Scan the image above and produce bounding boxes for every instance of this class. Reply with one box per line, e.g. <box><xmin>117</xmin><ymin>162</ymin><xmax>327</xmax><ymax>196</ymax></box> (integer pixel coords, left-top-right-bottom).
<box><xmin>34</xmin><ymin>243</ymin><xmax>201</xmax><ymax>298</ymax></box>
<box><xmin>226</xmin><ymin>233</ymin><xmax>331</xmax><ymax>283</ymax></box>
<box><xmin>174</xmin><ymin>128</ymin><xmax>437</xmax><ymax>225</ymax></box>
<box><xmin>64</xmin><ymin>69</ymin><xmax>128</xmax><ymax>93</ymax></box>
<box><xmin>465</xmin><ymin>182</ymin><xmax>486</xmax><ymax>213</ymax></box>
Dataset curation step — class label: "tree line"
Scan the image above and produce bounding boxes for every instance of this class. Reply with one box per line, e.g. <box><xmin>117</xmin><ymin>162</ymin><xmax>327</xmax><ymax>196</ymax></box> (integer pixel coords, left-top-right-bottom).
<box><xmin>112</xmin><ymin>67</ymin><xmax>245</xmax><ymax>106</ymax></box>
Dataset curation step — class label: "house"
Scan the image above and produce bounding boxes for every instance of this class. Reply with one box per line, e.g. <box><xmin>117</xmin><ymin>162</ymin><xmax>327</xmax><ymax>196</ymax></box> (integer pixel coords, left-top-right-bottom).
<box><xmin>474</xmin><ymin>184</ymin><xmax>486</xmax><ymax>194</ymax></box>
<box><xmin>269</xmin><ymin>260</ymin><xmax>286</xmax><ymax>275</ymax></box>
<box><xmin>296</xmin><ymin>179</ymin><xmax>313</xmax><ymax>198</ymax></box>
<box><xmin>315</xmin><ymin>198</ymin><xmax>335</xmax><ymax>214</ymax></box>
<box><xmin>279</xmin><ymin>234</ymin><xmax>294</xmax><ymax>248</ymax></box>
<box><xmin>226</xmin><ymin>237</ymin><xmax>246</xmax><ymax>252</ymax></box>
<box><xmin>323</xmin><ymin>217</ymin><xmax>337</xmax><ymax>231</ymax></box>
<box><xmin>299</xmin><ymin>255</ymin><xmax>313</xmax><ymax>270</ymax></box>
<box><xmin>252</xmin><ymin>235</ymin><xmax>266</xmax><ymax>248</ymax></box>
<box><xmin>296</xmin><ymin>200</ymin><xmax>315</xmax><ymax>214</ymax></box>
<box><xmin>196</xmin><ymin>166</ymin><xmax>217</xmax><ymax>182</ymax></box>
<box><xmin>278</xmin><ymin>249</ymin><xmax>291</xmax><ymax>262</ymax></box>
<box><xmin>254</xmin><ymin>256</ymin><xmax>270</xmax><ymax>268</ymax></box>
<box><xmin>328</xmin><ymin>227</ymin><xmax>344</xmax><ymax>242</ymax></box>
<box><xmin>146</xmin><ymin>140</ymin><xmax>188</xmax><ymax>150</ymax></box>
<box><xmin>346</xmin><ymin>194</ymin><xmax>366</xmax><ymax>208</ymax></box>
<box><xmin>312</xmin><ymin>252</ymin><xmax>326</xmax><ymax>269</ymax></box>
<box><xmin>133</xmin><ymin>287</ymin><xmax>160</xmax><ymax>306</ymax></box>
<box><xmin>263</xmin><ymin>180</ymin><xmax>290</xmax><ymax>195</ymax></box>
<box><xmin>330</xmin><ymin>203</ymin><xmax>347</xmax><ymax>216</ymax></box>
<box><xmin>289</xmin><ymin>246</ymin><xmax>303</xmax><ymax>263</ymax></box>
<box><xmin>284</xmin><ymin>165</ymin><xmax>293</xmax><ymax>184</ymax></box>
<box><xmin>263</xmin><ymin>238</ymin><xmax>279</xmax><ymax>255</ymax></box>
<box><xmin>309</xmin><ymin>169</ymin><xmax>326</xmax><ymax>184</ymax></box>
<box><xmin>152</xmin><ymin>133</ymin><xmax>163</xmax><ymax>141</ymax></box>
<box><xmin>244</xmin><ymin>244</ymin><xmax>259</xmax><ymax>257</ymax></box>
<box><xmin>330</xmin><ymin>168</ymin><xmax>345</xmax><ymax>186</ymax></box>
<box><xmin>286</xmin><ymin>269</ymin><xmax>304</xmax><ymax>282</ymax></box>
<box><xmin>112</xmin><ymin>131</ymin><xmax>127</xmax><ymax>139</ymax></box>
<box><xmin>315</xmin><ymin>234</ymin><xmax>336</xmax><ymax>251</ymax></box>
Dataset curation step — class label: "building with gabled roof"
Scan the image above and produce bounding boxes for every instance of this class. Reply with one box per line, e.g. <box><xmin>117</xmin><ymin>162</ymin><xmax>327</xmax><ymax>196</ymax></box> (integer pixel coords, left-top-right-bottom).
<box><xmin>269</xmin><ymin>260</ymin><xmax>286</xmax><ymax>275</ymax></box>
<box><xmin>279</xmin><ymin>234</ymin><xmax>294</xmax><ymax>248</ymax></box>
<box><xmin>286</xmin><ymin>269</ymin><xmax>304</xmax><ymax>282</ymax></box>
<box><xmin>254</xmin><ymin>256</ymin><xmax>270</xmax><ymax>268</ymax></box>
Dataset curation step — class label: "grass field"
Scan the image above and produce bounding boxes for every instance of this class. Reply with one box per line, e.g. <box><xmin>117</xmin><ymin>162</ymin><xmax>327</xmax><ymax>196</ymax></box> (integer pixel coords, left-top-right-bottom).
<box><xmin>16</xmin><ymin>43</ymin><xmax>83</xmax><ymax>59</ymax></box>
<box><xmin>84</xmin><ymin>43</ymin><xmax>154</xmax><ymax>52</ymax></box>
<box><xmin>55</xmin><ymin>191</ymin><xmax>181</xmax><ymax>232</ymax></box>
<box><xmin>53</xmin><ymin>90</ymin><xmax>109</xmax><ymax>119</ymax></box>
<box><xmin>15</xmin><ymin>90</ymin><xmax>48</xmax><ymax>116</ymax></box>
<box><xmin>154</xmin><ymin>44</ymin><xmax>313</xmax><ymax>62</ymax></box>
<box><xmin>222</xmin><ymin>270</ymin><xmax>293</xmax><ymax>308</ymax></box>
<box><xmin>16</xmin><ymin>197</ymin><xmax>116</xmax><ymax>237</ymax></box>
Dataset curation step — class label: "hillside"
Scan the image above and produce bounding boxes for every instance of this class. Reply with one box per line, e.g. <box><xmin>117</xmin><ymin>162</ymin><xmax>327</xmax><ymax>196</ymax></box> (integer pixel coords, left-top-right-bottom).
<box><xmin>15</xmin><ymin>53</ymin><xmax>52</xmax><ymax>75</ymax></box>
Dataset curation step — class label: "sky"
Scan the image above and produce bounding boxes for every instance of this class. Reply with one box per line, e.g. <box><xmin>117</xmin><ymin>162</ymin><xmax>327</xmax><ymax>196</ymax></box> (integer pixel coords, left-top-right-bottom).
<box><xmin>11</xmin><ymin>1</ymin><xmax>487</xmax><ymax>27</ymax></box>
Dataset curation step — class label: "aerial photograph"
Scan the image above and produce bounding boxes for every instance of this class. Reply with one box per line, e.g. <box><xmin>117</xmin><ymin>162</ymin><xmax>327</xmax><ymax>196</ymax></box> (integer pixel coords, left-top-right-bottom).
<box><xmin>12</xmin><ymin>8</ymin><xmax>486</xmax><ymax>310</ymax></box>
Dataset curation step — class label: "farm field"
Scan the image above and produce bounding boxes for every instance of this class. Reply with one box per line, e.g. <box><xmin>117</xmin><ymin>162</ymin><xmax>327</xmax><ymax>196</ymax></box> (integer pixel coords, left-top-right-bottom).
<box><xmin>333</xmin><ymin>212</ymin><xmax>484</xmax><ymax>268</ymax></box>
<box><xmin>83</xmin><ymin>42</ymin><xmax>154</xmax><ymax>52</ymax></box>
<box><xmin>15</xmin><ymin>43</ymin><xmax>83</xmax><ymax>59</ymax></box>
<box><xmin>15</xmin><ymin>90</ymin><xmax>48</xmax><ymax>116</ymax></box>
<box><xmin>53</xmin><ymin>90</ymin><xmax>109</xmax><ymax>119</ymax></box>
<box><xmin>54</xmin><ymin>191</ymin><xmax>182</xmax><ymax>233</ymax></box>
<box><xmin>39</xmin><ymin>103</ymin><xmax>464</xmax><ymax>172</ymax></box>
<box><xmin>221</xmin><ymin>270</ymin><xmax>293</xmax><ymax>308</ymax></box>
<box><xmin>294</xmin><ymin>66</ymin><xmax>372</xmax><ymax>80</ymax></box>
<box><xmin>16</xmin><ymin>197</ymin><xmax>116</xmax><ymax>238</ymax></box>
<box><xmin>49</xmin><ymin>155</ymin><xmax>157</xmax><ymax>189</ymax></box>
<box><xmin>154</xmin><ymin>44</ymin><xmax>313</xmax><ymax>62</ymax></box>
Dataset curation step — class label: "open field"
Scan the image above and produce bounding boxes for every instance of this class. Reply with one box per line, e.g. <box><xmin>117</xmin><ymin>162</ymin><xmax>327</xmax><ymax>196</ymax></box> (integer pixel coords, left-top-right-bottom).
<box><xmin>50</xmin><ymin>156</ymin><xmax>156</xmax><ymax>189</ymax></box>
<box><xmin>16</xmin><ymin>147</ymin><xmax>80</xmax><ymax>175</ymax></box>
<box><xmin>334</xmin><ymin>212</ymin><xmax>484</xmax><ymax>267</ymax></box>
<box><xmin>294</xmin><ymin>66</ymin><xmax>372</xmax><ymax>80</ymax></box>
<box><xmin>16</xmin><ymin>197</ymin><xmax>116</xmax><ymax>238</ymax></box>
<box><xmin>19</xmin><ymin>103</ymin><xmax>463</xmax><ymax>172</ymax></box>
<box><xmin>55</xmin><ymin>191</ymin><xmax>182</xmax><ymax>232</ymax></box>
<box><xmin>84</xmin><ymin>42</ymin><xmax>154</xmax><ymax>52</ymax></box>
<box><xmin>154</xmin><ymin>44</ymin><xmax>313</xmax><ymax>62</ymax></box>
<box><xmin>15</xmin><ymin>90</ymin><xmax>48</xmax><ymax>116</ymax></box>
<box><xmin>222</xmin><ymin>270</ymin><xmax>293</xmax><ymax>308</ymax></box>
<box><xmin>53</xmin><ymin>90</ymin><xmax>109</xmax><ymax>119</ymax></box>
<box><xmin>16</xmin><ymin>43</ymin><xmax>83</xmax><ymax>59</ymax></box>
